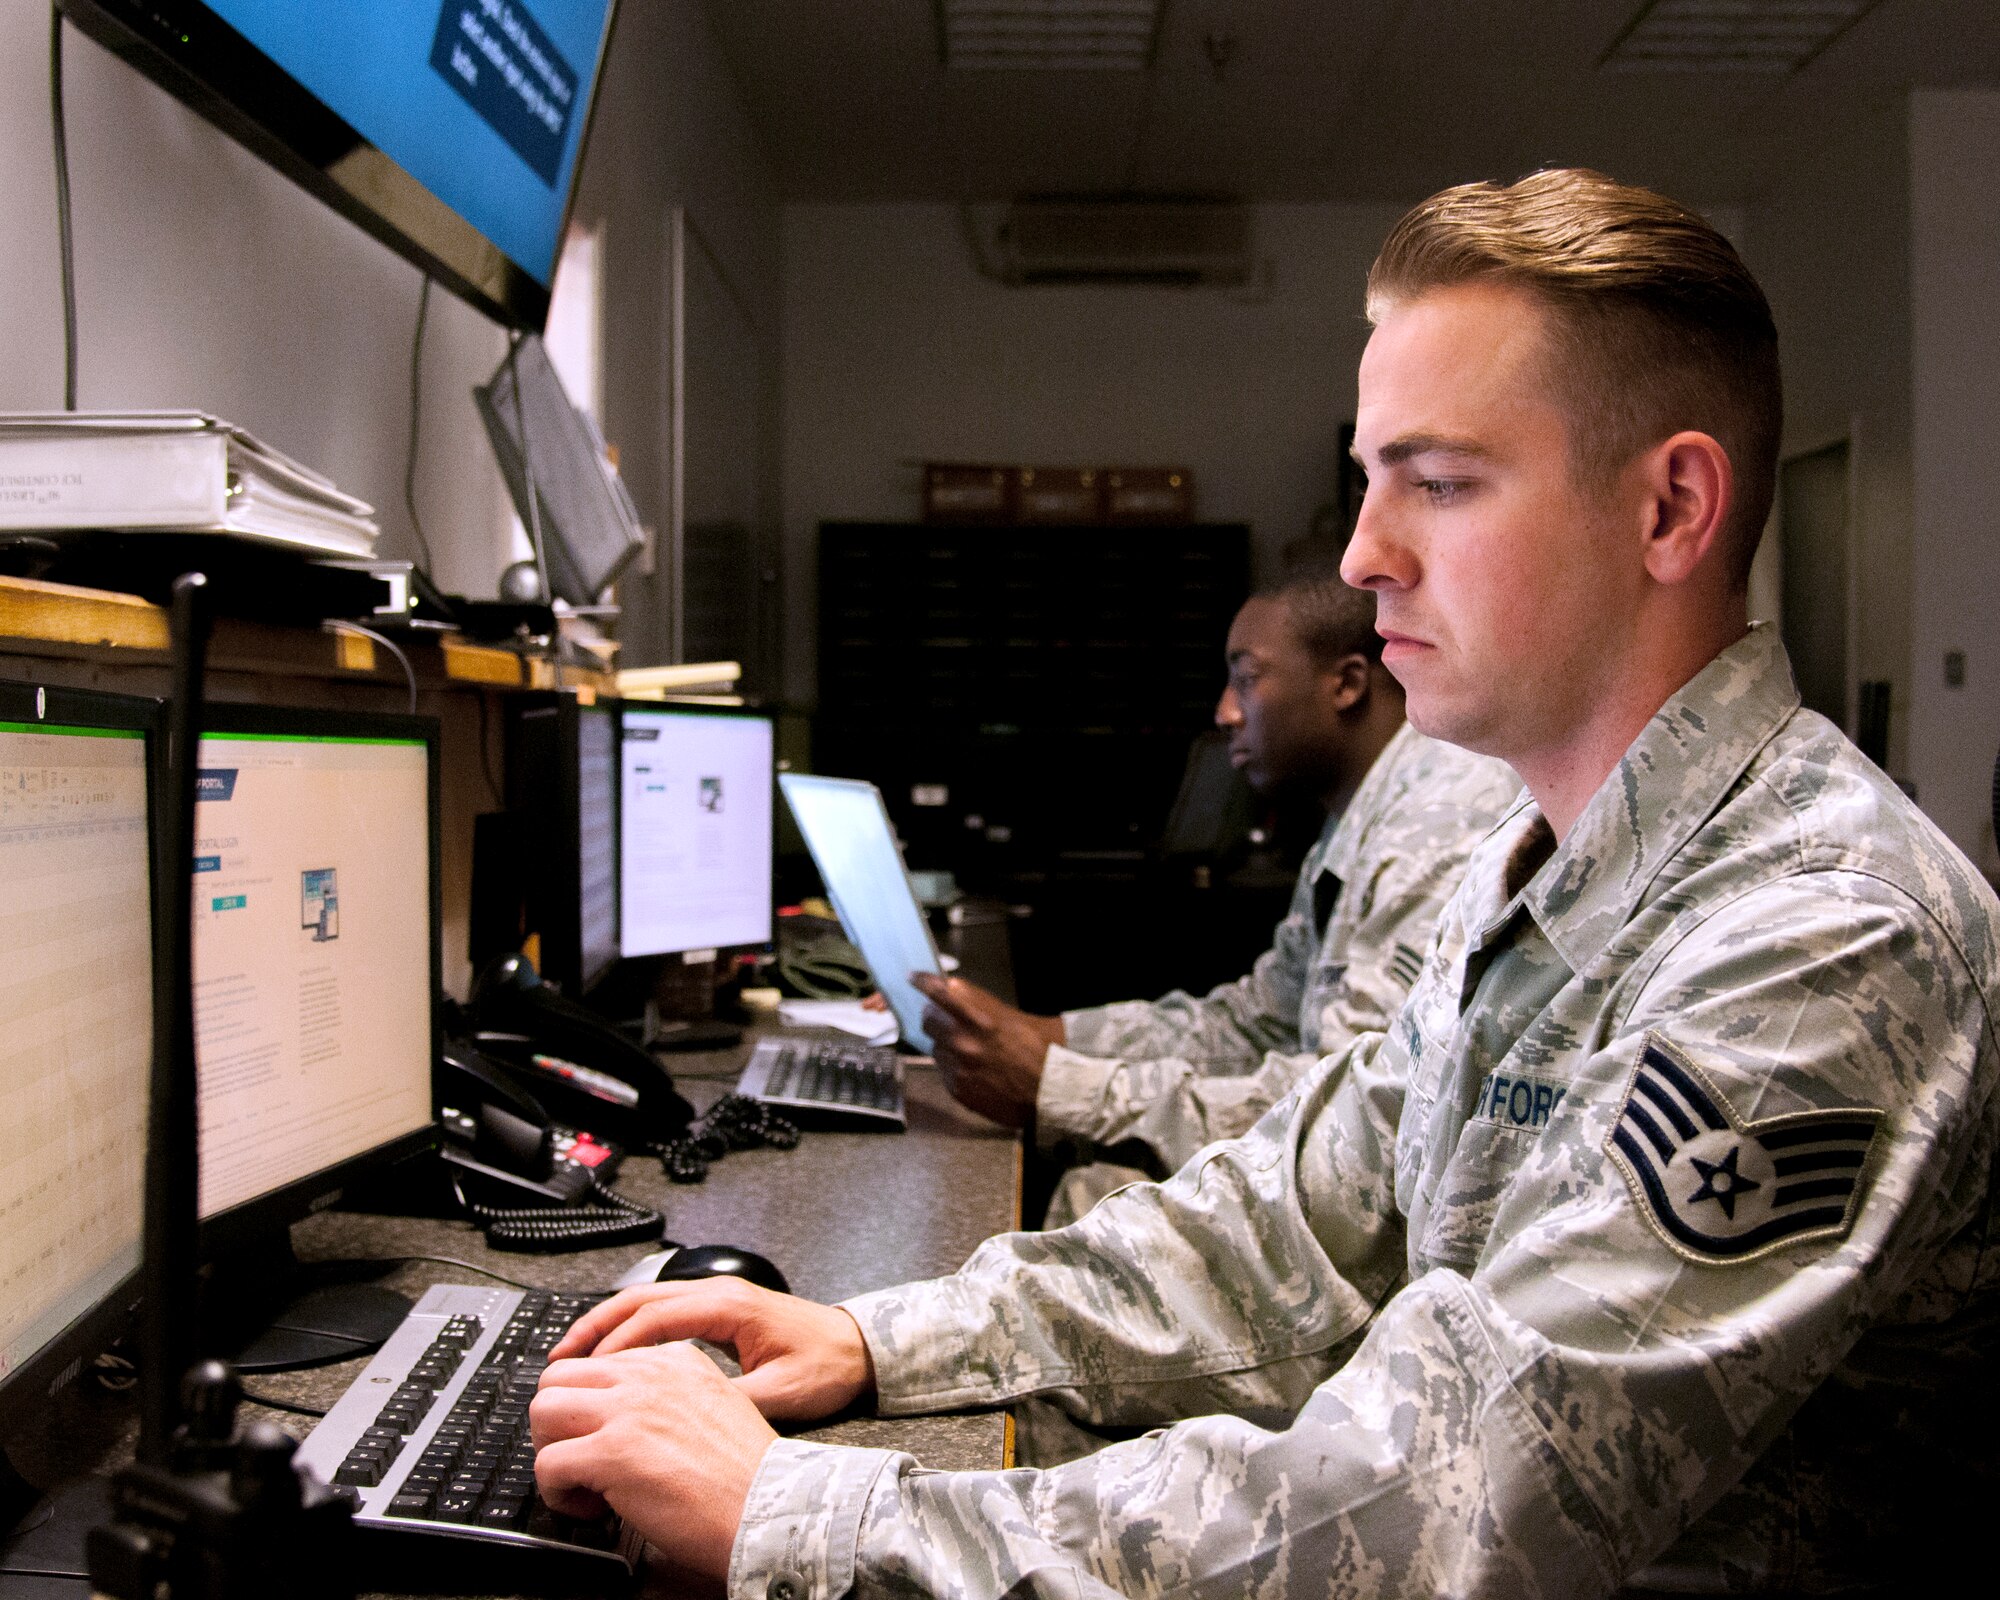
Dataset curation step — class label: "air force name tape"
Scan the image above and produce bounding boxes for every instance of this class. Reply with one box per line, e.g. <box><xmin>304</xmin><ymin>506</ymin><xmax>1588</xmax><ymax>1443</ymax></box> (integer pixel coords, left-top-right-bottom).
<box><xmin>1608</xmin><ymin>1036</ymin><xmax>1883</xmax><ymax>1264</ymax></box>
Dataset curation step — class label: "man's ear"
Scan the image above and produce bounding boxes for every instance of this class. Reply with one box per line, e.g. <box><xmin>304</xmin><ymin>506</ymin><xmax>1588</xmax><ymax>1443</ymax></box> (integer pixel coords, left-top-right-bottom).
<box><xmin>1638</xmin><ymin>430</ymin><xmax>1733</xmax><ymax>587</ymax></box>
<box><xmin>1325</xmin><ymin>653</ymin><xmax>1371</xmax><ymax>713</ymax></box>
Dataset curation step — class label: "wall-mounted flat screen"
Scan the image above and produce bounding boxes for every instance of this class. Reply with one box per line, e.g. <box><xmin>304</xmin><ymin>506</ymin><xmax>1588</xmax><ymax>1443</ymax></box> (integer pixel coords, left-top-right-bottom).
<box><xmin>60</xmin><ymin>0</ymin><xmax>621</xmax><ymax>328</ymax></box>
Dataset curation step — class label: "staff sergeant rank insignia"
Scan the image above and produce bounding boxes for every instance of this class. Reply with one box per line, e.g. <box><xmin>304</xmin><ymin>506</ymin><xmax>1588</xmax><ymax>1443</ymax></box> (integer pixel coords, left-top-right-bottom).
<box><xmin>1608</xmin><ymin>1037</ymin><xmax>1884</xmax><ymax>1264</ymax></box>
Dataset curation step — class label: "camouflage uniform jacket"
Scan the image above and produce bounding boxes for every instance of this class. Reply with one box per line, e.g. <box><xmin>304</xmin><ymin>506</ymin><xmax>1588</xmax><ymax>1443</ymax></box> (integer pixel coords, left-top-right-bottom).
<box><xmin>728</xmin><ymin>627</ymin><xmax>2000</xmax><ymax>1600</ymax></box>
<box><xmin>1044</xmin><ymin>724</ymin><xmax>1518</xmax><ymax>1175</ymax></box>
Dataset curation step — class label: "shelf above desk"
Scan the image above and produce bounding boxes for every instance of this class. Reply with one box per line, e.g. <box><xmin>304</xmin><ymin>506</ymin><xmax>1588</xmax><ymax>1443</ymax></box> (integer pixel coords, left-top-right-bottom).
<box><xmin>0</xmin><ymin>574</ymin><xmax>616</xmax><ymax>699</ymax></box>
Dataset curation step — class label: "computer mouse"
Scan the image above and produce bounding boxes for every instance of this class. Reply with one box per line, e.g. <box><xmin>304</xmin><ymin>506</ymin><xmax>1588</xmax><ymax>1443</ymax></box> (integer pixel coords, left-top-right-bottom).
<box><xmin>652</xmin><ymin>1243</ymin><xmax>790</xmax><ymax>1295</ymax></box>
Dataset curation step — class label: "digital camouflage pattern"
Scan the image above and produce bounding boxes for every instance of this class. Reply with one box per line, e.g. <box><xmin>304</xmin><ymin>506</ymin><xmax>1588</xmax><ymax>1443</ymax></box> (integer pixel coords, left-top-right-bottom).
<box><xmin>727</xmin><ymin>628</ymin><xmax>2000</xmax><ymax>1600</ymax></box>
<box><xmin>1042</xmin><ymin>724</ymin><xmax>1518</xmax><ymax>1187</ymax></box>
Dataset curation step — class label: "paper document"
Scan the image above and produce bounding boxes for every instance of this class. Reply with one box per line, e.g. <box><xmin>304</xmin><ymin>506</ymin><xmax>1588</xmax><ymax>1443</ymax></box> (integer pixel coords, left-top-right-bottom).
<box><xmin>775</xmin><ymin>998</ymin><xmax>898</xmax><ymax>1046</ymax></box>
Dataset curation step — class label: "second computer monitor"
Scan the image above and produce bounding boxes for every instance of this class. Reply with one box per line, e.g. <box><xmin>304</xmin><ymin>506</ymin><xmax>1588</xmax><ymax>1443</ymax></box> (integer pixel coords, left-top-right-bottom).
<box><xmin>193</xmin><ymin>706</ymin><xmax>439</xmax><ymax>1244</ymax></box>
<box><xmin>619</xmin><ymin>706</ymin><xmax>774</xmax><ymax>959</ymax></box>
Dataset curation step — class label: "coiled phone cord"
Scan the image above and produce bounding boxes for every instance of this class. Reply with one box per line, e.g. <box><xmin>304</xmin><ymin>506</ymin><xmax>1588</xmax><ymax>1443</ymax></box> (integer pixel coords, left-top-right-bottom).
<box><xmin>654</xmin><ymin>1094</ymin><xmax>800</xmax><ymax>1184</ymax></box>
<box><xmin>453</xmin><ymin>1172</ymin><xmax>665</xmax><ymax>1254</ymax></box>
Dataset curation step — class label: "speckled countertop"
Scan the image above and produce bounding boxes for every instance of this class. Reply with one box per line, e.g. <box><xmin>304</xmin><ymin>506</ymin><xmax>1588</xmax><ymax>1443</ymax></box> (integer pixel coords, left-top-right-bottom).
<box><xmin>12</xmin><ymin>1039</ymin><xmax>1021</xmax><ymax>1599</ymax></box>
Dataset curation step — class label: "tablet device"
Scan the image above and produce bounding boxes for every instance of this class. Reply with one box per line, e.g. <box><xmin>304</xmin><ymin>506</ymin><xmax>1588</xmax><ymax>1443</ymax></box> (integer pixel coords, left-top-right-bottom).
<box><xmin>778</xmin><ymin>773</ymin><xmax>943</xmax><ymax>1053</ymax></box>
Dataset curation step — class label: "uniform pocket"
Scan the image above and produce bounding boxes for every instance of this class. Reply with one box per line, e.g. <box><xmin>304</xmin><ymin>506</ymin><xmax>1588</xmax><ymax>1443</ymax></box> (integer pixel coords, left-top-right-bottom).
<box><xmin>1415</xmin><ymin>1119</ymin><xmax>1540</xmax><ymax>1269</ymax></box>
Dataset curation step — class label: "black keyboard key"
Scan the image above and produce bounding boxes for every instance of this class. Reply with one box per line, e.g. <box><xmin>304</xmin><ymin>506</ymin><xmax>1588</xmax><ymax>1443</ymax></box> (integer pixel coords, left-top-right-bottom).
<box><xmin>478</xmin><ymin>1498</ymin><xmax>527</xmax><ymax>1530</ymax></box>
<box><xmin>401</xmin><ymin>1469</ymin><xmax>445</xmax><ymax>1493</ymax></box>
<box><xmin>359</xmin><ymin>1426</ymin><xmax>404</xmax><ymax>1449</ymax></box>
<box><xmin>386</xmin><ymin>1492</ymin><xmax>434</xmax><ymax>1519</ymax></box>
<box><xmin>498</xmin><ymin>1469</ymin><xmax>537</xmax><ymax>1497</ymax></box>
<box><xmin>448</xmin><ymin>1473</ymin><xmax>493</xmax><ymax>1496</ymax></box>
<box><xmin>335</xmin><ymin>1452</ymin><xmax>385</xmax><ymax>1488</ymax></box>
<box><xmin>435</xmin><ymin>1491</ymin><xmax>482</xmax><ymax>1523</ymax></box>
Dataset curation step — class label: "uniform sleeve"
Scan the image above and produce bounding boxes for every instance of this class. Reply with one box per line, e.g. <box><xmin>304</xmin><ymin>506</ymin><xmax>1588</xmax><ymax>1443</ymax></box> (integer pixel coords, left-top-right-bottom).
<box><xmin>1058</xmin><ymin>871</ymin><xmax>1318</xmax><ymax>1070</ymax></box>
<box><xmin>1034</xmin><ymin>1043</ymin><xmax>1324</xmax><ymax>1176</ymax></box>
<box><xmin>841</xmin><ymin>1028</ymin><xmax>1411</xmax><ymax>1431</ymax></box>
<box><xmin>733</xmin><ymin>872</ymin><xmax>1996</xmax><ymax>1600</ymax></box>
<box><xmin>1037</xmin><ymin>846</ymin><xmax>1466</xmax><ymax>1175</ymax></box>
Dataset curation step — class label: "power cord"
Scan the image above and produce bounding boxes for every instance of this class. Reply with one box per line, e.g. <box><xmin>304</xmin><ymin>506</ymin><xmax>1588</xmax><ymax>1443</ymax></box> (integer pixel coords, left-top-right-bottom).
<box><xmin>323</xmin><ymin>619</ymin><xmax>417</xmax><ymax>713</ymax></box>
<box><xmin>49</xmin><ymin>4</ymin><xmax>78</xmax><ymax>410</ymax></box>
<box><xmin>403</xmin><ymin>276</ymin><xmax>437</xmax><ymax>573</ymax></box>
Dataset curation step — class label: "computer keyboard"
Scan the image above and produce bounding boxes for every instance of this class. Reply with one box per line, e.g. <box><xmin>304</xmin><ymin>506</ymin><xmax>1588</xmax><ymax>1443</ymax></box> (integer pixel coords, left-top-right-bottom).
<box><xmin>293</xmin><ymin>1283</ymin><xmax>641</xmax><ymax>1587</ymax></box>
<box><xmin>736</xmin><ymin>1036</ymin><xmax>907</xmax><ymax>1129</ymax></box>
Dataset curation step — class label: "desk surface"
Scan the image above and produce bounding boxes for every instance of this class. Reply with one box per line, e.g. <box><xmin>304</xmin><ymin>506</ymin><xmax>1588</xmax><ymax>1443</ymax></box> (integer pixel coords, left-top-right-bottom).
<box><xmin>5</xmin><ymin>1041</ymin><xmax>1018</xmax><ymax>1598</ymax></box>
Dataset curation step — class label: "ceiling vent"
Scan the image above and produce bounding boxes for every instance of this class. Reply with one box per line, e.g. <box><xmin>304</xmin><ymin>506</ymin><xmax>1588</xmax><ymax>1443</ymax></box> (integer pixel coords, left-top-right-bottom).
<box><xmin>938</xmin><ymin>0</ymin><xmax>1164</xmax><ymax>72</ymax></box>
<box><xmin>990</xmin><ymin>198</ymin><xmax>1253</xmax><ymax>287</ymax></box>
<box><xmin>1602</xmin><ymin>0</ymin><xmax>1883</xmax><ymax>73</ymax></box>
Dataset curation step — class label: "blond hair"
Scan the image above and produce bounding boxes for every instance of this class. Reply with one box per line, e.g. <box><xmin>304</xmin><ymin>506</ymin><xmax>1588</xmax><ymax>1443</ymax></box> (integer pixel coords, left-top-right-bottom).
<box><xmin>1367</xmin><ymin>169</ymin><xmax>1781</xmax><ymax>584</ymax></box>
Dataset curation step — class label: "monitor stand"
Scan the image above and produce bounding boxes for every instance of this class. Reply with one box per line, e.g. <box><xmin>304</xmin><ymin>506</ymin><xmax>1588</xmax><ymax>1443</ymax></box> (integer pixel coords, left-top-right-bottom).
<box><xmin>206</xmin><ymin>1235</ymin><xmax>413</xmax><ymax>1375</ymax></box>
<box><xmin>0</xmin><ymin>1450</ymin><xmax>101</xmax><ymax>1595</ymax></box>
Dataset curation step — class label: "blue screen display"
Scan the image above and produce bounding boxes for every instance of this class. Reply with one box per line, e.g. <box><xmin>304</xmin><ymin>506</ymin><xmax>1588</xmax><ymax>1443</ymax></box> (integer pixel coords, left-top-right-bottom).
<box><xmin>203</xmin><ymin>1</ymin><xmax>615</xmax><ymax>286</ymax></box>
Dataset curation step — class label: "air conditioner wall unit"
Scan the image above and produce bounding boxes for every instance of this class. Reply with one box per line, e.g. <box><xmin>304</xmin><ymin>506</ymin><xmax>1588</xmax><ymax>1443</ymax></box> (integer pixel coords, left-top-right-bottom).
<box><xmin>992</xmin><ymin>197</ymin><xmax>1254</xmax><ymax>288</ymax></box>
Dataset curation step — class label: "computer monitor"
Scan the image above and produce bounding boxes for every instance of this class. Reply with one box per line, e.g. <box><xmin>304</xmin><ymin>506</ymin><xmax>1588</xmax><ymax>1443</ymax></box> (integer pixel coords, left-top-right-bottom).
<box><xmin>59</xmin><ymin>0</ymin><xmax>623</xmax><ymax>329</ymax></box>
<box><xmin>192</xmin><ymin>705</ymin><xmax>438</xmax><ymax>1255</ymax></box>
<box><xmin>0</xmin><ymin>686</ymin><xmax>155</xmax><ymax>1554</ymax></box>
<box><xmin>619</xmin><ymin>706</ymin><xmax>774</xmax><ymax>959</ymax></box>
<box><xmin>505</xmin><ymin>694</ymin><xmax>620</xmax><ymax>994</ymax></box>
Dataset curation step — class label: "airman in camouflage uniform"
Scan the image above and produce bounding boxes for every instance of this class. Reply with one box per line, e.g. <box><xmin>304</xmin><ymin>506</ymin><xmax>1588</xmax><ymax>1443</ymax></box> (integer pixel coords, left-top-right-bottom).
<box><xmin>725</xmin><ymin>624</ymin><xmax>1999</xmax><ymax>1598</ymax></box>
<box><xmin>1044</xmin><ymin>720</ymin><xmax>1517</xmax><ymax>1198</ymax></box>
<box><xmin>530</xmin><ymin>171</ymin><xmax>2000</xmax><ymax>1597</ymax></box>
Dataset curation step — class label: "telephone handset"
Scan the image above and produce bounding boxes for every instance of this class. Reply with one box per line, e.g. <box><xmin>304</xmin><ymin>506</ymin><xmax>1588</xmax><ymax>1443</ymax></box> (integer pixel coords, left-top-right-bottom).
<box><xmin>435</xmin><ymin>1040</ymin><xmax>662</xmax><ymax>1252</ymax></box>
<box><xmin>467</xmin><ymin>953</ymin><xmax>696</xmax><ymax>1148</ymax></box>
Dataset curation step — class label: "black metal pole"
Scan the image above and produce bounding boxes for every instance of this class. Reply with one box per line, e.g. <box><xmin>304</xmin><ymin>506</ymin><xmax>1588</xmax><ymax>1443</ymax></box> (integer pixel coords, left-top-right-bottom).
<box><xmin>138</xmin><ymin>572</ymin><xmax>210</xmax><ymax>1468</ymax></box>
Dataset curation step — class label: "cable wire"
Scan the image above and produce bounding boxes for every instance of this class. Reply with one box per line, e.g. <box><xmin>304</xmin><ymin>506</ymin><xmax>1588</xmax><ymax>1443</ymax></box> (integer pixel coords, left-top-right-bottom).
<box><xmin>239</xmin><ymin>1388</ymin><xmax>327</xmax><ymax>1419</ymax></box>
<box><xmin>403</xmin><ymin>276</ymin><xmax>437</xmax><ymax>573</ymax></box>
<box><xmin>324</xmin><ymin>620</ymin><xmax>418</xmax><ymax>714</ymax></box>
<box><xmin>49</xmin><ymin>5</ymin><xmax>78</xmax><ymax>410</ymax></box>
<box><xmin>321</xmin><ymin>1254</ymin><xmax>544</xmax><ymax>1292</ymax></box>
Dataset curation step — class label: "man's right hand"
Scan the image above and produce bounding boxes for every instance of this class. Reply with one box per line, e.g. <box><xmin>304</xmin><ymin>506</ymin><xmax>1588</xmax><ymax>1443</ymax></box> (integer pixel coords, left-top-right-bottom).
<box><xmin>547</xmin><ymin>1279</ymin><xmax>876</xmax><ymax>1422</ymax></box>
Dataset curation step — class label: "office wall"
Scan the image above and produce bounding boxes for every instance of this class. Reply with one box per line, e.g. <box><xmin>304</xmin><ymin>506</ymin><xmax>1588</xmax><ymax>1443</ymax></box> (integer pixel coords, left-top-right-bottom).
<box><xmin>569</xmin><ymin>1</ymin><xmax>783</xmax><ymax>675</ymax></box>
<box><xmin>1741</xmin><ymin>101</ymin><xmax>1913</xmax><ymax>778</ymax></box>
<box><xmin>0</xmin><ymin>0</ymin><xmax>780</xmax><ymax>624</ymax></box>
<box><xmin>779</xmin><ymin>201</ymin><xmax>1406</xmax><ymax>707</ymax></box>
<box><xmin>1909</xmin><ymin>89</ymin><xmax>2000</xmax><ymax>868</ymax></box>
<box><xmin>0</xmin><ymin>0</ymin><xmax>509</xmax><ymax>595</ymax></box>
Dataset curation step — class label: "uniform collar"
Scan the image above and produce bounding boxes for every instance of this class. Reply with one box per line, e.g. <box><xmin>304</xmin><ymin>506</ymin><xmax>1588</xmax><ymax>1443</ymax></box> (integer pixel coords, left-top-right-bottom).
<box><xmin>1466</xmin><ymin>626</ymin><xmax>1800</xmax><ymax>973</ymax></box>
<box><xmin>1320</xmin><ymin>721</ymin><xmax>1422</xmax><ymax>885</ymax></box>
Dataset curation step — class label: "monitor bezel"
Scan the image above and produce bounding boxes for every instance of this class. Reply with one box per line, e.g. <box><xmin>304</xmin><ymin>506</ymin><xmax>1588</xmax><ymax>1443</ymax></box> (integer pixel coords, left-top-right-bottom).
<box><xmin>192</xmin><ymin>701</ymin><xmax>441</xmax><ymax>1260</ymax></box>
<box><xmin>0</xmin><ymin>684</ymin><xmax>159</xmax><ymax>1440</ymax></box>
<box><xmin>616</xmin><ymin>699</ymin><xmax>778</xmax><ymax>961</ymax></box>
<box><xmin>505</xmin><ymin>692</ymin><xmax>623</xmax><ymax>996</ymax></box>
<box><xmin>55</xmin><ymin>0</ymin><xmax>624</xmax><ymax>331</ymax></box>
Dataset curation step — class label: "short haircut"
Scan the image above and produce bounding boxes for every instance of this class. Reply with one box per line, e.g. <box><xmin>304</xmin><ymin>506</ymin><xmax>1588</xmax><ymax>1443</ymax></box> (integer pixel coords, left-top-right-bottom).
<box><xmin>1260</xmin><ymin>557</ymin><xmax>1383</xmax><ymax>668</ymax></box>
<box><xmin>1366</xmin><ymin>168</ymin><xmax>1782</xmax><ymax>586</ymax></box>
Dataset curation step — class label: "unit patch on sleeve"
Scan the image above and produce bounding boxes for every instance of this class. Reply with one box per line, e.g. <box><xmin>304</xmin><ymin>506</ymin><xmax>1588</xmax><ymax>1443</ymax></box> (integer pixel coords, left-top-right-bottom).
<box><xmin>1608</xmin><ymin>1035</ymin><xmax>1884</xmax><ymax>1264</ymax></box>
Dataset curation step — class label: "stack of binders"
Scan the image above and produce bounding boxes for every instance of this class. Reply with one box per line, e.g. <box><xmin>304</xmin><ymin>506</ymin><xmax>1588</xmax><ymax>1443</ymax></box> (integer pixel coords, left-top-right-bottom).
<box><xmin>0</xmin><ymin>411</ymin><xmax>380</xmax><ymax>558</ymax></box>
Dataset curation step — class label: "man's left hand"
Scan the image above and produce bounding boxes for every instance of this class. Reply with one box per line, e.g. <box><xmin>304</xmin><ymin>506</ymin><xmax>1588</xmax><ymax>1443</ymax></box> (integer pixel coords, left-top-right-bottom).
<box><xmin>913</xmin><ymin>973</ymin><xmax>1064</xmax><ymax>1128</ymax></box>
<box><xmin>533</xmin><ymin>1343</ymin><xmax>777</xmax><ymax>1581</ymax></box>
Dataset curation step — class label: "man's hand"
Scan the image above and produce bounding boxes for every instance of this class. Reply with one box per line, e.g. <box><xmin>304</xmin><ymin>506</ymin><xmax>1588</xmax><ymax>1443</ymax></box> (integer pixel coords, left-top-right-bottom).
<box><xmin>548</xmin><ymin>1278</ymin><xmax>875</xmax><ymax>1421</ymax></box>
<box><xmin>913</xmin><ymin>974</ymin><xmax>1066</xmax><ymax>1129</ymax></box>
<box><xmin>533</xmin><ymin>1343</ymin><xmax>775</xmax><ymax>1580</ymax></box>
